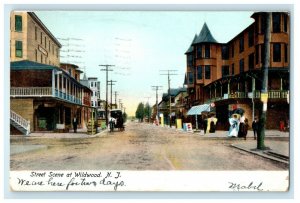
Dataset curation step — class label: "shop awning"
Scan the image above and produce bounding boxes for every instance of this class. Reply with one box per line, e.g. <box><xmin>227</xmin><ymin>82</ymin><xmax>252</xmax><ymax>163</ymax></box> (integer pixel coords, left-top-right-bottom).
<box><xmin>187</xmin><ymin>104</ymin><xmax>210</xmax><ymax>115</ymax></box>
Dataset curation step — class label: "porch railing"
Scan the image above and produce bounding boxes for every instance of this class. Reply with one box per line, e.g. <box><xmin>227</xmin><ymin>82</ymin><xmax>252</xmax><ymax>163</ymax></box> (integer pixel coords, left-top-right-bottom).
<box><xmin>11</xmin><ymin>87</ymin><xmax>82</xmax><ymax>105</ymax></box>
<box><xmin>206</xmin><ymin>90</ymin><xmax>288</xmax><ymax>104</ymax></box>
<box><xmin>10</xmin><ymin>87</ymin><xmax>52</xmax><ymax>97</ymax></box>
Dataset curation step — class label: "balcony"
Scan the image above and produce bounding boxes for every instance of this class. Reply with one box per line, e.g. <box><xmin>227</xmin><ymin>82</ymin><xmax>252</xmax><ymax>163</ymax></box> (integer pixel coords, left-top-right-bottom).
<box><xmin>205</xmin><ymin>90</ymin><xmax>288</xmax><ymax>104</ymax></box>
<box><xmin>11</xmin><ymin>87</ymin><xmax>82</xmax><ymax>105</ymax></box>
<box><xmin>10</xmin><ymin>87</ymin><xmax>52</xmax><ymax>97</ymax></box>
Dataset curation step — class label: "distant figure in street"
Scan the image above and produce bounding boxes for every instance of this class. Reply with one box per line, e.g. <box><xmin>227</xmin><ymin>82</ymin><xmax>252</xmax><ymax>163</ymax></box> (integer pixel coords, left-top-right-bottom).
<box><xmin>73</xmin><ymin>116</ymin><xmax>78</xmax><ymax>133</ymax></box>
<box><xmin>252</xmin><ymin>117</ymin><xmax>259</xmax><ymax>140</ymax></box>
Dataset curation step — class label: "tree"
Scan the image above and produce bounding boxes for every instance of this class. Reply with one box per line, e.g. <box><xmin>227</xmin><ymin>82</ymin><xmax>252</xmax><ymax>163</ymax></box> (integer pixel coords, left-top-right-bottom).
<box><xmin>135</xmin><ymin>102</ymin><xmax>144</xmax><ymax>122</ymax></box>
<box><xmin>144</xmin><ymin>102</ymin><xmax>152</xmax><ymax>122</ymax></box>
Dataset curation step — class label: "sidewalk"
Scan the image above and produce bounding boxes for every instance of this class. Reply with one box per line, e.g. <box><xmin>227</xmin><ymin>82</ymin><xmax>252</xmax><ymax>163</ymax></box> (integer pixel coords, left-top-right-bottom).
<box><xmin>159</xmin><ymin>124</ymin><xmax>290</xmax><ymax>164</ymax></box>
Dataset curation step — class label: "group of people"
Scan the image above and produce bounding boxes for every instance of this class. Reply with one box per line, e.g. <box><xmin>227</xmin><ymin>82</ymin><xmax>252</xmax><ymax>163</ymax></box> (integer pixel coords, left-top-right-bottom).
<box><xmin>229</xmin><ymin>114</ymin><xmax>259</xmax><ymax>140</ymax></box>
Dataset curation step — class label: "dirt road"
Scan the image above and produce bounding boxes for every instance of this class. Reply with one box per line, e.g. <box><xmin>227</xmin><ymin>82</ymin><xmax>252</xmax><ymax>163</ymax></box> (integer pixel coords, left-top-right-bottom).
<box><xmin>10</xmin><ymin>122</ymin><xmax>288</xmax><ymax>170</ymax></box>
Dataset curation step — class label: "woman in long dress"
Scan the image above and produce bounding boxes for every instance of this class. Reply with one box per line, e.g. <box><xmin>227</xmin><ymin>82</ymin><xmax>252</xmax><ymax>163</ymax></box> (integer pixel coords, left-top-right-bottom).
<box><xmin>228</xmin><ymin>114</ymin><xmax>239</xmax><ymax>137</ymax></box>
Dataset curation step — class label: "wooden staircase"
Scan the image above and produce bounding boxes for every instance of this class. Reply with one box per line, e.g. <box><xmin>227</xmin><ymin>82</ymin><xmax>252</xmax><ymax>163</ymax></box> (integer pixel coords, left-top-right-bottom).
<box><xmin>10</xmin><ymin>110</ymin><xmax>30</xmax><ymax>136</ymax></box>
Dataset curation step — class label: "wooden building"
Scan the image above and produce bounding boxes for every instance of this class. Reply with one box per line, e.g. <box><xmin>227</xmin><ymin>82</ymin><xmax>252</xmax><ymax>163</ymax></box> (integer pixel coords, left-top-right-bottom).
<box><xmin>185</xmin><ymin>12</ymin><xmax>289</xmax><ymax>129</ymax></box>
<box><xmin>10</xmin><ymin>12</ymin><xmax>94</xmax><ymax>135</ymax></box>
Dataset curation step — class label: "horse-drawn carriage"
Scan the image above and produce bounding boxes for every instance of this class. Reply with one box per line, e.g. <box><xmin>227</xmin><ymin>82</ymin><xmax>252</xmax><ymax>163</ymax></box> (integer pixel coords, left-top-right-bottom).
<box><xmin>109</xmin><ymin>109</ymin><xmax>125</xmax><ymax>132</ymax></box>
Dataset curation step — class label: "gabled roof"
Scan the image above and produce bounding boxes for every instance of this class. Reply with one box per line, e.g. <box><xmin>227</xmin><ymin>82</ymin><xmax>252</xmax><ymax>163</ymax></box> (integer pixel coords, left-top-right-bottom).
<box><xmin>162</xmin><ymin>87</ymin><xmax>187</xmax><ymax>101</ymax></box>
<box><xmin>193</xmin><ymin>22</ymin><xmax>218</xmax><ymax>45</ymax></box>
<box><xmin>185</xmin><ymin>34</ymin><xmax>198</xmax><ymax>54</ymax></box>
<box><xmin>80</xmin><ymin>73</ymin><xmax>89</xmax><ymax>87</ymax></box>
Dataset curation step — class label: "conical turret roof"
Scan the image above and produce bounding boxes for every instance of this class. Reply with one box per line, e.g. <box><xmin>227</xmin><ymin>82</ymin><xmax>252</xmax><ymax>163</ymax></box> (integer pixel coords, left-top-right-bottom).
<box><xmin>193</xmin><ymin>22</ymin><xmax>218</xmax><ymax>45</ymax></box>
<box><xmin>185</xmin><ymin>34</ymin><xmax>198</xmax><ymax>54</ymax></box>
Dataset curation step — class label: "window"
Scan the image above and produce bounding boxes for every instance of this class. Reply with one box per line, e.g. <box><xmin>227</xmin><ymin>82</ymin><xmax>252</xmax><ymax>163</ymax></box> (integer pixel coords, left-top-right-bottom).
<box><xmin>35</xmin><ymin>49</ymin><xmax>37</xmax><ymax>61</ymax></box>
<box><xmin>231</xmin><ymin>44</ymin><xmax>234</xmax><ymax>57</ymax></box>
<box><xmin>56</xmin><ymin>48</ymin><xmax>59</xmax><ymax>58</ymax></box>
<box><xmin>15</xmin><ymin>41</ymin><xmax>22</xmax><ymax>57</ymax></box>
<box><xmin>273</xmin><ymin>43</ymin><xmax>281</xmax><ymax>62</ymax></box>
<box><xmin>45</xmin><ymin>37</ymin><xmax>47</xmax><ymax>47</ymax></box>
<box><xmin>255</xmin><ymin>45</ymin><xmax>259</xmax><ymax>65</ymax></box>
<box><xmin>239</xmin><ymin>36</ymin><xmax>244</xmax><ymax>53</ymax></box>
<box><xmin>272</xmin><ymin>13</ymin><xmax>281</xmax><ymax>33</ymax></box>
<box><xmin>197</xmin><ymin>46</ymin><xmax>202</xmax><ymax>59</ymax></box>
<box><xmin>187</xmin><ymin>54</ymin><xmax>193</xmax><ymax>67</ymax></box>
<box><xmin>91</xmin><ymin>82</ymin><xmax>94</xmax><ymax>87</ymax></box>
<box><xmin>261</xmin><ymin>14</ymin><xmax>266</xmax><ymax>34</ymax></box>
<box><xmin>41</xmin><ymin>54</ymin><xmax>43</xmax><ymax>63</ymax></box>
<box><xmin>197</xmin><ymin>66</ymin><xmax>203</xmax><ymax>79</ymax></box>
<box><xmin>239</xmin><ymin>59</ymin><xmax>244</xmax><ymax>73</ymax></box>
<box><xmin>248</xmin><ymin>53</ymin><xmax>254</xmax><ymax>70</ymax></box>
<box><xmin>35</xmin><ymin>27</ymin><xmax>37</xmax><ymax>40</ymax></box>
<box><xmin>284</xmin><ymin>44</ymin><xmax>288</xmax><ymax>62</ymax></box>
<box><xmin>40</xmin><ymin>32</ymin><xmax>43</xmax><ymax>44</ymax></box>
<box><xmin>188</xmin><ymin>72</ymin><xmax>194</xmax><ymax>84</ymax></box>
<box><xmin>283</xmin><ymin>14</ymin><xmax>288</xmax><ymax>32</ymax></box>
<box><xmin>49</xmin><ymin>40</ymin><xmax>50</xmax><ymax>51</ymax></box>
<box><xmin>205</xmin><ymin>44</ymin><xmax>210</xmax><ymax>58</ymax></box>
<box><xmin>248</xmin><ymin>28</ymin><xmax>254</xmax><ymax>47</ymax></box>
<box><xmin>15</xmin><ymin>15</ymin><xmax>22</xmax><ymax>31</ymax></box>
<box><xmin>222</xmin><ymin>66</ymin><xmax>230</xmax><ymax>77</ymax></box>
<box><xmin>231</xmin><ymin>64</ymin><xmax>235</xmax><ymax>75</ymax></box>
<box><xmin>205</xmin><ymin>65</ymin><xmax>210</xmax><ymax>79</ymax></box>
<box><xmin>222</xmin><ymin>45</ymin><xmax>229</xmax><ymax>60</ymax></box>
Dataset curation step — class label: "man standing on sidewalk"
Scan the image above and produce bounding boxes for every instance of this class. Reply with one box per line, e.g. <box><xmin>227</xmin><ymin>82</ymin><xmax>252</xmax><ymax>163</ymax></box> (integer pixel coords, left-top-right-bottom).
<box><xmin>252</xmin><ymin>117</ymin><xmax>258</xmax><ymax>140</ymax></box>
<box><xmin>73</xmin><ymin>116</ymin><xmax>78</xmax><ymax>133</ymax></box>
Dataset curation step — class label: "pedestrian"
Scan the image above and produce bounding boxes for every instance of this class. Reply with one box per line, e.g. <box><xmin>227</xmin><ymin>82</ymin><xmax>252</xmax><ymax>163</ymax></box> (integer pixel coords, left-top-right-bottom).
<box><xmin>203</xmin><ymin>118</ymin><xmax>208</xmax><ymax>134</ymax></box>
<box><xmin>243</xmin><ymin>118</ymin><xmax>249</xmax><ymax>140</ymax></box>
<box><xmin>252</xmin><ymin>117</ymin><xmax>258</xmax><ymax>140</ymax></box>
<box><xmin>73</xmin><ymin>116</ymin><xmax>78</xmax><ymax>133</ymax></box>
<box><xmin>228</xmin><ymin>114</ymin><xmax>239</xmax><ymax>137</ymax></box>
<box><xmin>109</xmin><ymin>116</ymin><xmax>116</xmax><ymax>132</ymax></box>
<box><xmin>238</xmin><ymin>115</ymin><xmax>245</xmax><ymax>138</ymax></box>
<box><xmin>279</xmin><ymin>119</ymin><xmax>285</xmax><ymax>131</ymax></box>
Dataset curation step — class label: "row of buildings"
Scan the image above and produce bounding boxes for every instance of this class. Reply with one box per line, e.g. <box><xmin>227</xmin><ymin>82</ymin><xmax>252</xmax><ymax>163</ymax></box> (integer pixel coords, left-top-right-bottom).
<box><xmin>157</xmin><ymin>12</ymin><xmax>290</xmax><ymax>130</ymax></box>
<box><xmin>10</xmin><ymin>12</ymin><xmax>104</xmax><ymax>135</ymax></box>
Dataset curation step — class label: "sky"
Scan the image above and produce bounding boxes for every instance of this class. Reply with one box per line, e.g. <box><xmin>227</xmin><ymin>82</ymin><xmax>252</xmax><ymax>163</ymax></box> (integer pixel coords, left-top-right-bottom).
<box><xmin>35</xmin><ymin>11</ymin><xmax>254</xmax><ymax>116</ymax></box>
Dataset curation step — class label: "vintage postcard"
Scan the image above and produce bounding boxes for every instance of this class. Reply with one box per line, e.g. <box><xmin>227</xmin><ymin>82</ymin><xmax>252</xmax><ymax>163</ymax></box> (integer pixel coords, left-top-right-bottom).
<box><xmin>8</xmin><ymin>9</ymin><xmax>290</xmax><ymax>192</ymax></box>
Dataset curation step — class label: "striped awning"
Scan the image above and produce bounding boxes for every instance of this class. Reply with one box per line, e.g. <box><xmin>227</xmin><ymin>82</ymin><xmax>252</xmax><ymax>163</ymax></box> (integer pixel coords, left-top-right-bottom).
<box><xmin>187</xmin><ymin>104</ymin><xmax>210</xmax><ymax>115</ymax></box>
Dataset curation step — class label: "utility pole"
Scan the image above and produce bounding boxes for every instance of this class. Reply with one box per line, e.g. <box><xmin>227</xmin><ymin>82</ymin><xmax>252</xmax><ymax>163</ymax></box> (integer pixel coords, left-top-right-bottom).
<box><xmin>107</xmin><ymin>80</ymin><xmax>117</xmax><ymax>109</ymax></box>
<box><xmin>119</xmin><ymin>99</ymin><xmax>122</xmax><ymax>109</ymax></box>
<box><xmin>152</xmin><ymin>85</ymin><xmax>162</xmax><ymax>124</ymax></box>
<box><xmin>160</xmin><ymin>70</ymin><xmax>178</xmax><ymax>127</ymax></box>
<box><xmin>99</xmin><ymin>64</ymin><xmax>114</xmax><ymax>126</ymax></box>
<box><xmin>257</xmin><ymin>12</ymin><xmax>271</xmax><ymax>150</ymax></box>
<box><xmin>114</xmin><ymin>91</ymin><xmax>118</xmax><ymax>108</ymax></box>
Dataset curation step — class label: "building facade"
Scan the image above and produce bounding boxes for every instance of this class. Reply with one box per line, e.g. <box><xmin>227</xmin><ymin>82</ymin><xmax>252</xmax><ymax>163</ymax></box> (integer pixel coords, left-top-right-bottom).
<box><xmin>87</xmin><ymin>77</ymin><xmax>101</xmax><ymax>108</ymax></box>
<box><xmin>185</xmin><ymin>12</ymin><xmax>289</xmax><ymax>129</ymax></box>
<box><xmin>10</xmin><ymin>12</ymin><xmax>94</xmax><ymax>134</ymax></box>
<box><xmin>10</xmin><ymin>12</ymin><xmax>61</xmax><ymax>66</ymax></box>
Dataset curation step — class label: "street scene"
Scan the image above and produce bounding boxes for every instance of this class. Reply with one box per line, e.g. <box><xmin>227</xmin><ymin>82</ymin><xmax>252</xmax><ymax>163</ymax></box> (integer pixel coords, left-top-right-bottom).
<box><xmin>9</xmin><ymin>10</ymin><xmax>290</xmax><ymax>178</ymax></box>
<box><xmin>10</xmin><ymin>121</ymin><xmax>288</xmax><ymax>170</ymax></box>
